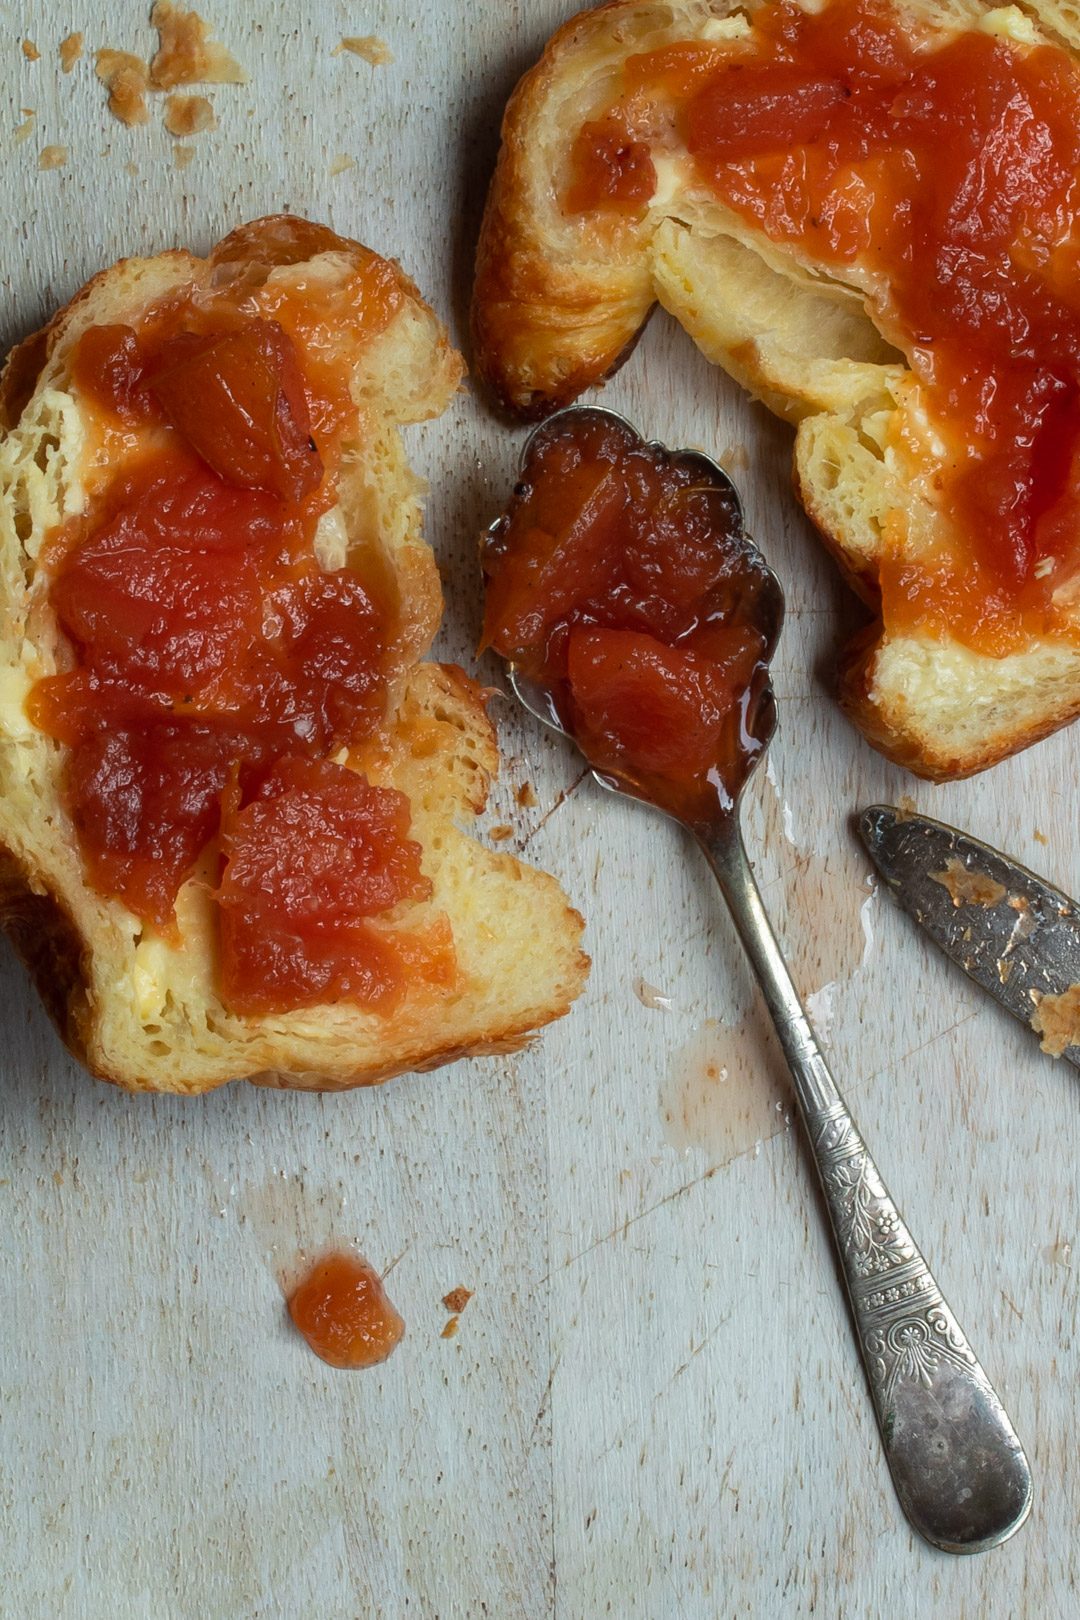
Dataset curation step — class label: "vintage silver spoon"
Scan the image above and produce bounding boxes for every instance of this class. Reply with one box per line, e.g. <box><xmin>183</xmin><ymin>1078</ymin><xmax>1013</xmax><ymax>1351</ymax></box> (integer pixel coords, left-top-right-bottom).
<box><xmin>486</xmin><ymin>406</ymin><xmax>1032</xmax><ymax>1554</ymax></box>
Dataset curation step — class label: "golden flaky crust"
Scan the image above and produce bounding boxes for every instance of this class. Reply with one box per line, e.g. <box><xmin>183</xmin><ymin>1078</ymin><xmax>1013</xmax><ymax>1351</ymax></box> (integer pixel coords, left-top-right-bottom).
<box><xmin>0</xmin><ymin>218</ymin><xmax>588</xmax><ymax>1093</ymax></box>
<box><xmin>472</xmin><ymin>0</ymin><xmax>1080</xmax><ymax>779</ymax></box>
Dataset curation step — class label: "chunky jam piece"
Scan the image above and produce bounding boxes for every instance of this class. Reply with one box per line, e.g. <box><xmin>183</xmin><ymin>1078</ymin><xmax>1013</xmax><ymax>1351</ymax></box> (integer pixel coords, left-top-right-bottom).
<box><xmin>29</xmin><ymin>217</ymin><xmax>449</xmax><ymax>1013</ymax></box>
<box><xmin>564</xmin><ymin>0</ymin><xmax>1080</xmax><ymax>652</ymax></box>
<box><xmin>481</xmin><ymin>413</ymin><xmax>775</xmax><ymax>823</ymax></box>
<box><xmin>288</xmin><ymin>1251</ymin><xmax>405</xmax><ymax>1370</ymax></box>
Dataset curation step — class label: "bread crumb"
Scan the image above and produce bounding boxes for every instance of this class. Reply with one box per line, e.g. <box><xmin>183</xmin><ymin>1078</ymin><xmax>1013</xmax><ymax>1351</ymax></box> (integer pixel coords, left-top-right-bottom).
<box><xmin>96</xmin><ymin>49</ymin><xmax>151</xmax><ymax>126</ymax></box>
<box><xmin>1031</xmin><ymin>983</ymin><xmax>1080</xmax><ymax>1057</ymax></box>
<box><xmin>516</xmin><ymin>781</ymin><xmax>538</xmax><ymax>808</ymax></box>
<box><xmin>334</xmin><ymin>35</ymin><xmax>393</xmax><ymax>64</ymax></box>
<box><xmin>1034</xmin><ymin>827</ymin><xmax>1049</xmax><ymax>846</ymax></box>
<box><xmin>173</xmin><ymin>144</ymin><xmax>195</xmax><ymax>168</ymax></box>
<box><xmin>14</xmin><ymin>112</ymin><xmax>35</xmax><ymax>144</ymax></box>
<box><xmin>22</xmin><ymin>39</ymin><xmax>40</xmax><ymax>62</ymax></box>
<box><xmin>442</xmin><ymin>1286</ymin><xmax>473</xmax><ymax>1314</ymax></box>
<box><xmin>39</xmin><ymin>145</ymin><xmax>68</xmax><ymax>170</ymax></box>
<box><xmin>930</xmin><ymin>856</ymin><xmax>1006</xmax><ymax>909</ymax></box>
<box><xmin>441</xmin><ymin>1316</ymin><xmax>460</xmax><ymax>1339</ymax></box>
<box><xmin>489</xmin><ymin>824</ymin><xmax>514</xmax><ymax>842</ymax></box>
<box><xmin>328</xmin><ymin>152</ymin><xmax>356</xmax><ymax>177</ymax></box>
<box><xmin>150</xmin><ymin>2</ymin><xmax>246</xmax><ymax>89</ymax></box>
<box><xmin>163</xmin><ymin>92</ymin><xmax>216</xmax><ymax>136</ymax></box>
<box><xmin>60</xmin><ymin>32</ymin><xmax>83</xmax><ymax>72</ymax></box>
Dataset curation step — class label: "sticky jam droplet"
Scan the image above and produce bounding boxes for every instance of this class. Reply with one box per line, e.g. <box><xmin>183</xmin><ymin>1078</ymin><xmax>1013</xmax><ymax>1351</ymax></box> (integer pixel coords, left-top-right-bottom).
<box><xmin>288</xmin><ymin>1250</ymin><xmax>405</xmax><ymax>1369</ymax></box>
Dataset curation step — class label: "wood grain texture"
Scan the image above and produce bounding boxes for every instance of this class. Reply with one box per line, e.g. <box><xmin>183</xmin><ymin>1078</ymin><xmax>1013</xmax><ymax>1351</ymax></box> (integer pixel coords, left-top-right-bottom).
<box><xmin>1</xmin><ymin>2</ymin><xmax>1077</xmax><ymax>1615</ymax></box>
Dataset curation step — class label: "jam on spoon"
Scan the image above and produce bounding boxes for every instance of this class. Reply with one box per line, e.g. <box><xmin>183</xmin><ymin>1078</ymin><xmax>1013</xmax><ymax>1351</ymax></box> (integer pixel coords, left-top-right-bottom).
<box><xmin>481</xmin><ymin>409</ymin><xmax>778</xmax><ymax>823</ymax></box>
<box><xmin>482</xmin><ymin>407</ymin><xmax>1031</xmax><ymax>1555</ymax></box>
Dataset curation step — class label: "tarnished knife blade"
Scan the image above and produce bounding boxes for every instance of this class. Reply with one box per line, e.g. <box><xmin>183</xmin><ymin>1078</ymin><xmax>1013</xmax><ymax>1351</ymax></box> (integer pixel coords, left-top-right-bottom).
<box><xmin>859</xmin><ymin>806</ymin><xmax>1080</xmax><ymax>1070</ymax></box>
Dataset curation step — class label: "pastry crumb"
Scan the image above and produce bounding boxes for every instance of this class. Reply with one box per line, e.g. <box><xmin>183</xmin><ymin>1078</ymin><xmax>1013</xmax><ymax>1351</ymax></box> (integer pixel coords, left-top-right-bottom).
<box><xmin>717</xmin><ymin>444</ymin><xmax>749</xmax><ymax>473</ymax></box>
<box><xmin>1031</xmin><ymin>983</ymin><xmax>1080</xmax><ymax>1057</ymax></box>
<box><xmin>173</xmin><ymin>144</ymin><xmax>195</xmax><ymax>168</ymax></box>
<box><xmin>1033</xmin><ymin>827</ymin><xmax>1049</xmax><ymax>845</ymax></box>
<box><xmin>442</xmin><ymin>1286</ymin><xmax>473</xmax><ymax>1314</ymax></box>
<box><xmin>441</xmin><ymin>1315</ymin><xmax>460</xmax><ymax>1339</ymax></box>
<box><xmin>124</xmin><ymin>160</ymin><xmax>139</xmax><ymax>176</ymax></box>
<box><xmin>163</xmin><ymin>92</ymin><xmax>216</xmax><ymax>136</ymax></box>
<box><xmin>328</xmin><ymin>152</ymin><xmax>356</xmax><ymax>176</ymax></box>
<box><xmin>515</xmin><ymin>781</ymin><xmax>538</xmax><ymax>808</ymax></box>
<box><xmin>22</xmin><ymin>39</ymin><xmax>40</xmax><ymax>62</ymax></box>
<box><xmin>39</xmin><ymin>145</ymin><xmax>68</xmax><ymax>170</ymax></box>
<box><xmin>60</xmin><ymin>32</ymin><xmax>83</xmax><ymax>72</ymax></box>
<box><xmin>489</xmin><ymin>823</ymin><xmax>514</xmax><ymax>842</ymax></box>
<box><xmin>150</xmin><ymin>1</ymin><xmax>246</xmax><ymax>89</ymax></box>
<box><xmin>96</xmin><ymin>49</ymin><xmax>151</xmax><ymax>126</ymax></box>
<box><xmin>14</xmin><ymin>112</ymin><xmax>35</xmax><ymax>144</ymax></box>
<box><xmin>929</xmin><ymin>856</ymin><xmax>1006</xmax><ymax>909</ymax></box>
<box><xmin>896</xmin><ymin>794</ymin><xmax>918</xmax><ymax>819</ymax></box>
<box><xmin>334</xmin><ymin>35</ymin><xmax>393</xmax><ymax>65</ymax></box>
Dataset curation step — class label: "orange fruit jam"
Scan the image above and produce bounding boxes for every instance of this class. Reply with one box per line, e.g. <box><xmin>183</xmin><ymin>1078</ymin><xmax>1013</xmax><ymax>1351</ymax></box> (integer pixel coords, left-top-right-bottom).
<box><xmin>28</xmin><ymin>217</ymin><xmax>452</xmax><ymax>1014</ymax></box>
<box><xmin>481</xmin><ymin>413</ymin><xmax>775</xmax><ymax>824</ymax></box>
<box><xmin>564</xmin><ymin>0</ymin><xmax>1080</xmax><ymax>653</ymax></box>
<box><xmin>288</xmin><ymin>1251</ymin><xmax>405</xmax><ymax>1370</ymax></box>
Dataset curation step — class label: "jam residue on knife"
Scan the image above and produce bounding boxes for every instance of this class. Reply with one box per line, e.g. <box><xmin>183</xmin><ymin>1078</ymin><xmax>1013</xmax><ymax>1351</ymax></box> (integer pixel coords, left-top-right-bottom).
<box><xmin>288</xmin><ymin>1250</ymin><xmax>405</xmax><ymax>1369</ymax></box>
<box><xmin>27</xmin><ymin>216</ymin><xmax>454</xmax><ymax>1015</ymax></box>
<box><xmin>481</xmin><ymin>412</ymin><xmax>776</xmax><ymax>824</ymax></box>
<box><xmin>564</xmin><ymin>0</ymin><xmax>1080</xmax><ymax>654</ymax></box>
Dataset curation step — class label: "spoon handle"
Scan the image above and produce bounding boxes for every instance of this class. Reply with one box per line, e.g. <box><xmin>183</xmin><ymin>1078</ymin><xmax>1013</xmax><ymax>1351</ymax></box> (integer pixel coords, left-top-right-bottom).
<box><xmin>697</xmin><ymin>819</ymin><xmax>1032</xmax><ymax>1554</ymax></box>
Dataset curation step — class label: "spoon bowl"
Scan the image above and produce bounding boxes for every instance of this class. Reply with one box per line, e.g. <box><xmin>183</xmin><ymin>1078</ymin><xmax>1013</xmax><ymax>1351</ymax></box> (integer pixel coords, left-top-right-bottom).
<box><xmin>491</xmin><ymin>405</ymin><xmax>784</xmax><ymax>822</ymax></box>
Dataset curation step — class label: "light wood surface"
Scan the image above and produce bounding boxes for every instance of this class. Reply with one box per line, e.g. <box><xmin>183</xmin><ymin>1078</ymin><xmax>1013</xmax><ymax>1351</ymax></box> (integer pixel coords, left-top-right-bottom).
<box><xmin>2</xmin><ymin>3</ymin><xmax>1078</xmax><ymax>1616</ymax></box>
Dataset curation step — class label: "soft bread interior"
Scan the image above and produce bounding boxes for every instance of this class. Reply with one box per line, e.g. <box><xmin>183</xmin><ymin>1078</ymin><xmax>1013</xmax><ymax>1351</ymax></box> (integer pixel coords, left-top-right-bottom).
<box><xmin>473</xmin><ymin>0</ymin><xmax>1080</xmax><ymax>777</ymax></box>
<box><xmin>0</xmin><ymin>231</ymin><xmax>588</xmax><ymax>1093</ymax></box>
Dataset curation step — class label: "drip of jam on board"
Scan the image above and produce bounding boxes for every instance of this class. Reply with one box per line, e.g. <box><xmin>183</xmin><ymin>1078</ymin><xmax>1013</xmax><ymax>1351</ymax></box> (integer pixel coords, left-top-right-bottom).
<box><xmin>27</xmin><ymin>216</ymin><xmax>453</xmax><ymax>1014</ymax></box>
<box><xmin>288</xmin><ymin>1251</ymin><xmax>405</xmax><ymax>1370</ymax></box>
<box><xmin>564</xmin><ymin>0</ymin><xmax>1080</xmax><ymax>654</ymax></box>
<box><xmin>481</xmin><ymin>411</ymin><xmax>777</xmax><ymax>827</ymax></box>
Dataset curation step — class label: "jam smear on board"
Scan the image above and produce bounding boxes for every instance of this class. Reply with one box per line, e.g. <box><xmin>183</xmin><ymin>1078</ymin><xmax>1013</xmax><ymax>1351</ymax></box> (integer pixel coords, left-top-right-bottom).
<box><xmin>29</xmin><ymin>217</ymin><xmax>451</xmax><ymax>1012</ymax></box>
<box><xmin>482</xmin><ymin>412</ymin><xmax>775</xmax><ymax>825</ymax></box>
<box><xmin>564</xmin><ymin>0</ymin><xmax>1080</xmax><ymax>653</ymax></box>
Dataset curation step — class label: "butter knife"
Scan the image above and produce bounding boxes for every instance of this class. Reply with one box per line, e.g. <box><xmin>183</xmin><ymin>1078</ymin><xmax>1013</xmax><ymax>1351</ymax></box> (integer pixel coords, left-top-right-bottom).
<box><xmin>860</xmin><ymin>806</ymin><xmax>1080</xmax><ymax>1067</ymax></box>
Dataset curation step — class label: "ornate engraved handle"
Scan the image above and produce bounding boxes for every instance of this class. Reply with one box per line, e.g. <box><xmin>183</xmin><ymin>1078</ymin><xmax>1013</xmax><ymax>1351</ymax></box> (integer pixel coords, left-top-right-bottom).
<box><xmin>698</xmin><ymin>819</ymin><xmax>1032</xmax><ymax>1553</ymax></box>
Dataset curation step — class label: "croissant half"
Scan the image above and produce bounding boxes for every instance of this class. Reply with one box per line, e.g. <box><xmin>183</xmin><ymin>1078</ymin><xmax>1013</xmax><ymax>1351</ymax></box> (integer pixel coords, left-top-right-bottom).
<box><xmin>473</xmin><ymin>0</ymin><xmax>1080</xmax><ymax>780</ymax></box>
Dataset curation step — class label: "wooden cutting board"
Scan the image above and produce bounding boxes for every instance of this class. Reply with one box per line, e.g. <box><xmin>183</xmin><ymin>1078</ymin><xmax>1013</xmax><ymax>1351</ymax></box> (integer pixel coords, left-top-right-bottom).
<box><xmin>2</xmin><ymin>3</ymin><xmax>1076</xmax><ymax>1615</ymax></box>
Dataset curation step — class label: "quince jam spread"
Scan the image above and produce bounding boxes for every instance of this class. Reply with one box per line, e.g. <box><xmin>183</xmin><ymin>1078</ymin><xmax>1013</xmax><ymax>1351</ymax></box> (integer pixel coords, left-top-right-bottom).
<box><xmin>481</xmin><ymin>412</ymin><xmax>777</xmax><ymax>824</ymax></box>
<box><xmin>28</xmin><ymin>217</ymin><xmax>452</xmax><ymax>1015</ymax></box>
<box><xmin>565</xmin><ymin>0</ymin><xmax>1080</xmax><ymax>653</ymax></box>
<box><xmin>288</xmin><ymin>1250</ymin><xmax>405</xmax><ymax>1370</ymax></box>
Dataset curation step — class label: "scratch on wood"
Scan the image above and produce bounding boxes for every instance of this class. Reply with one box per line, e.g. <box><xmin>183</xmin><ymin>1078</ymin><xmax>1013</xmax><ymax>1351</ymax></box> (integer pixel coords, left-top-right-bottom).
<box><xmin>540</xmin><ymin>1164</ymin><xmax>720</xmax><ymax>1284</ymax></box>
<box><xmin>530</xmin><ymin>1353</ymin><xmax>562</xmax><ymax>1443</ymax></box>
<box><xmin>381</xmin><ymin>1241</ymin><xmax>412</xmax><ymax>1280</ymax></box>
<box><xmin>518</xmin><ymin>767</ymin><xmax>590</xmax><ymax>850</ymax></box>
<box><xmin>655</xmin><ymin>1314</ymin><xmax>731</xmax><ymax>1402</ymax></box>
